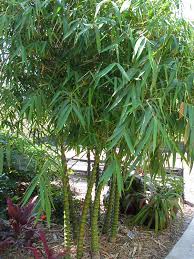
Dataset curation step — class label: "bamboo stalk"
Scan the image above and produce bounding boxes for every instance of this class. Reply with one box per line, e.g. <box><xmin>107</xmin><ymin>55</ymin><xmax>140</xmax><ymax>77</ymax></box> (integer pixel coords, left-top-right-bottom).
<box><xmin>77</xmin><ymin>151</ymin><xmax>100</xmax><ymax>259</ymax></box>
<box><xmin>110</xmin><ymin>182</ymin><xmax>120</xmax><ymax>242</ymax></box>
<box><xmin>60</xmin><ymin>143</ymin><xmax>72</xmax><ymax>258</ymax></box>
<box><xmin>91</xmin><ymin>182</ymin><xmax>104</xmax><ymax>259</ymax></box>
<box><xmin>102</xmin><ymin>176</ymin><xmax>115</xmax><ymax>234</ymax></box>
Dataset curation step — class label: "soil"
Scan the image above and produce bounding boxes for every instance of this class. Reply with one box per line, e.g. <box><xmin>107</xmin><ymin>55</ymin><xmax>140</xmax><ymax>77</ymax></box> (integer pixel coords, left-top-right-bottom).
<box><xmin>1</xmin><ymin>203</ymin><xmax>194</xmax><ymax>259</ymax></box>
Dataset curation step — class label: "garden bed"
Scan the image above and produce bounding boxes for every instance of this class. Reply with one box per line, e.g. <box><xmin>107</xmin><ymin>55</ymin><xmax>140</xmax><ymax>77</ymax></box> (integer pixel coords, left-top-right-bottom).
<box><xmin>1</xmin><ymin>203</ymin><xmax>194</xmax><ymax>259</ymax></box>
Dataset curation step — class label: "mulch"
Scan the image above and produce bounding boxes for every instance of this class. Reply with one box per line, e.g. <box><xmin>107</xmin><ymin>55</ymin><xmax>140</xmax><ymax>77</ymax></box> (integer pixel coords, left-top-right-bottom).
<box><xmin>1</xmin><ymin>204</ymin><xmax>194</xmax><ymax>259</ymax></box>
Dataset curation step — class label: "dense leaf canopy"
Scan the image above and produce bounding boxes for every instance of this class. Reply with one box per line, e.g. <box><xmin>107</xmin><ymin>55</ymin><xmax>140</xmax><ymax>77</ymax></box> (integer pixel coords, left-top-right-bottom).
<box><xmin>1</xmin><ymin>0</ymin><xmax>194</xmax><ymax>168</ymax></box>
<box><xmin>0</xmin><ymin>1</ymin><xmax>194</xmax><ymax>257</ymax></box>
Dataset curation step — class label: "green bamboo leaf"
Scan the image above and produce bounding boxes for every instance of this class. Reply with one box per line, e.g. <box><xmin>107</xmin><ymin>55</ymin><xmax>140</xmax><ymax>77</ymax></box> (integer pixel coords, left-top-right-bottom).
<box><xmin>120</xmin><ymin>0</ymin><xmax>131</xmax><ymax>13</ymax></box>
<box><xmin>111</xmin><ymin>1</ymin><xmax>121</xmax><ymax>24</ymax></box>
<box><xmin>124</xmin><ymin>130</ymin><xmax>134</xmax><ymax>154</ymax></box>
<box><xmin>116</xmin><ymin>63</ymin><xmax>130</xmax><ymax>81</ymax></box>
<box><xmin>95</xmin><ymin>27</ymin><xmax>101</xmax><ymax>53</ymax></box>
<box><xmin>133</xmin><ymin>36</ymin><xmax>147</xmax><ymax>61</ymax></box>
<box><xmin>135</xmin><ymin>121</ymin><xmax>153</xmax><ymax>155</ymax></box>
<box><xmin>40</xmin><ymin>159</ymin><xmax>51</xmax><ymax>176</ymax></box>
<box><xmin>153</xmin><ymin>118</ymin><xmax>158</xmax><ymax>153</ymax></box>
<box><xmin>98</xmin><ymin>63</ymin><xmax>116</xmax><ymax>79</ymax></box>
<box><xmin>22</xmin><ymin>176</ymin><xmax>39</xmax><ymax>205</ymax></box>
<box><xmin>63</xmin><ymin>21</ymin><xmax>79</xmax><ymax>39</ymax></box>
<box><xmin>107</xmin><ymin>133</ymin><xmax>122</xmax><ymax>150</ymax></box>
<box><xmin>56</xmin><ymin>104</ymin><xmax>72</xmax><ymax>131</ymax></box>
<box><xmin>99</xmin><ymin>162</ymin><xmax>114</xmax><ymax>183</ymax></box>
<box><xmin>95</xmin><ymin>0</ymin><xmax>109</xmax><ymax>17</ymax></box>
<box><xmin>45</xmin><ymin>192</ymin><xmax>51</xmax><ymax>226</ymax></box>
<box><xmin>72</xmin><ymin>104</ymin><xmax>85</xmax><ymax>127</ymax></box>
<box><xmin>39</xmin><ymin>177</ymin><xmax>45</xmax><ymax>209</ymax></box>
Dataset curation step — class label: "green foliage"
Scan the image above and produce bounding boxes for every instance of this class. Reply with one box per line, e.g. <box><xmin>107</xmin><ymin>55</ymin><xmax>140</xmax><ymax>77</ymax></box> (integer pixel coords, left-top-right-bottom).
<box><xmin>133</xmin><ymin>177</ymin><xmax>182</xmax><ymax>232</ymax></box>
<box><xmin>0</xmin><ymin>0</ymin><xmax>193</xmax><ymax>257</ymax></box>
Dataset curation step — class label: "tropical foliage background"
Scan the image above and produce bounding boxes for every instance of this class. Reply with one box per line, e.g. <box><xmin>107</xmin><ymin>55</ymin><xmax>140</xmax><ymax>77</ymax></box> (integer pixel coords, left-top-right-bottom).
<box><xmin>0</xmin><ymin>0</ymin><xmax>194</xmax><ymax>258</ymax></box>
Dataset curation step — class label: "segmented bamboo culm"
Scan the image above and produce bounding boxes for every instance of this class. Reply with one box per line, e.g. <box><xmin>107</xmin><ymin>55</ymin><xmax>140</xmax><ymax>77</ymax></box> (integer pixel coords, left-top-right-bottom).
<box><xmin>77</xmin><ymin>151</ymin><xmax>100</xmax><ymax>259</ymax></box>
<box><xmin>60</xmin><ymin>143</ymin><xmax>72</xmax><ymax>257</ymax></box>
<box><xmin>110</xmin><ymin>182</ymin><xmax>120</xmax><ymax>242</ymax></box>
<box><xmin>102</xmin><ymin>177</ymin><xmax>115</xmax><ymax>234</ymax></box>
<box><xmin>91</xmin><ymin>181</ymin><xmax>104</xmax><ymax>259</ymax></box>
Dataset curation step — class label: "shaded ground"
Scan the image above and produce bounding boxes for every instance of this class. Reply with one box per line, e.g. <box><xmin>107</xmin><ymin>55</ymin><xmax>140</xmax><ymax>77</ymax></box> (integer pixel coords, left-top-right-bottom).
<box><xmin>1</xmin><ymin>204</ymin><xmax>194</xmax><ymax>259</ymax></box>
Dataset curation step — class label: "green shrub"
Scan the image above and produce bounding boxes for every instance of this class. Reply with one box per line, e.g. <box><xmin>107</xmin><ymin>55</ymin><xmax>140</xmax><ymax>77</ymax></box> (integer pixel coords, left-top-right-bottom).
<box><xmin>133</xmin><ymin>181</ymin><xmax>182</xmax><ymax>232</ymax></box>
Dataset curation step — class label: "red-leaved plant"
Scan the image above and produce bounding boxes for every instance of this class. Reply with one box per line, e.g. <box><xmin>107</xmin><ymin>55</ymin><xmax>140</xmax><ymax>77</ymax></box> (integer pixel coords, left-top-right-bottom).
<box><xmin>0</xmin><ymin>197</ymin><xmax>65</xmax><ymax>258</ymax></box>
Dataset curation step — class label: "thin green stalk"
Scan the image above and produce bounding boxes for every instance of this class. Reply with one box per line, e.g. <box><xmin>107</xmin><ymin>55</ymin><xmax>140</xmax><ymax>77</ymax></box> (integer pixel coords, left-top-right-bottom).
<box><xmin>68</xmin><ymin>183</ymin><xmax>78</xmax><ymax>240</ymax></box>
<box><xmin>110</xmin><ymin>182</ymin><xmax>120</xmax><ymax>242</ymax></box>
<box><xmin>95</xmin><ymin>161</ymin><xmax>100</xmax><ymax>194</ymax></box>
<box><xmin>91</xmin><ymin>182</ymin><xmax>104</xmax><ymax>259</ymax></box>
<box><xmin>87</xmin><ymin>148</ymin><xmax>92</xmax><ymax>224</ymax></box>
<box><xmin>102</xmin><ymin>177</ymin><xmax>115</xmax><ymax>234</ymax></box>
<box><xmin>77</xmin><ymin>151</ymin><xmax>100</xmax><ymax>259</ymax></box>
<box><xmin>61</xmin><ymin>143</ymin><xmax>72</xmax><ymax>257</ymax></box>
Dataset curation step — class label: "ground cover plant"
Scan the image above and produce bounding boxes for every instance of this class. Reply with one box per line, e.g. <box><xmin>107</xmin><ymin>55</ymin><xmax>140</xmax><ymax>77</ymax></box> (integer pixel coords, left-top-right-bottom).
<box><xmin>0</xmin><ymin>0</ymin><xmax>194</xmax><ymax>258</ymax></box>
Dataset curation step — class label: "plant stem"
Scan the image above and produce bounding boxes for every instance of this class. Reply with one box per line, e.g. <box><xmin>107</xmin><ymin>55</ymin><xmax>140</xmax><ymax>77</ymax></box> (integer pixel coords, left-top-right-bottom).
<box><xmin>87</xmin><ymin>148</ymin><xmax>92</xmax><ymax>224</ymax></box>
<box><xmin>91</xmin><ymin>182</ymin><xmax>104</xmax><ymax>259</ymax></box>
<box><xmin>68</xmin><ymin>183</ymin><xmax>78</xmax><ymax>240</ymax></box>
<box><xmin>60</xmin><ymin>143</ymin><xmax>72</xmax><ymax>257</ymax></box>
<box><xmin>102</xmin><ymin>176</ymin><xmax>115</xmax><ymax>234</ymax></box>
<box><xmin>110</xmin><ymin>182</ymin><xmax>120</xmax><ymax>242</ymax></box>
<box><xmin>77</xmin><ymin>151</ymin><xmax>100</xmax><ymax>259</ymax></box>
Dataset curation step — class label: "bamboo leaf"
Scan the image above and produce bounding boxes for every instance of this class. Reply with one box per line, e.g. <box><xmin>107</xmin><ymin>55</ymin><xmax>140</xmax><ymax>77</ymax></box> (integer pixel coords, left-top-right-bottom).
<box><xmin>99</xmin><ymin>162</ymin><xmax>114</xmax><ymax>183</ymax></box>
<box><xmin>95</xmin><ymin>27</ymin><xmax>101</xmax><ymax>53</ymax></box>
<box><xmin>56</xmin><ymin>104</ymin><xmax>72</xmax><ymax>131</ymax></box>
<box><xmin>116</xmin><ymin>63</ymin><xmax>130</xmax><ymax>81</ymax></box>
<box><xmin>120</xmin><ymin>0</ymin><xmax>132</xmax><ymax>13</ymax></box>
<box><xmin>153</xmin><ymin>118</ymin><xmax>158</xmax><ymax>153</ymax></box>
<box><xmin>95</xmin><ymin>0</ymin><xmax>109</xmax><ymax>17</ymax></box>
<box><xmin>97</xmin><ymin>63</ymin><xmax>116</xmax><ymax>79</ymax></box>
<box><xmin>133</xmin><ymin>36</ymin><xmax>147</xmax><ymax>61</ymax></box>
<box><xmin>124</xmin><ymin>130</ymin><xmax>134</xmax><ymax>154</ymax></box>
<box><xmin>72</xmin><ymin>104</ymin><xmax>85</xmax><ymax>127</ymax></box>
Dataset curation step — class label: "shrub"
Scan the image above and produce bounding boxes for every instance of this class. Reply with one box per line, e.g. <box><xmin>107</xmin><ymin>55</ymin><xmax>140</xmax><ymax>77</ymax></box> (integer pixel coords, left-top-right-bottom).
<box><xmin>0</xmin><ymin>197</ymin><xmax>65</xmax><ymax>258</ymax></box>
<box><xmin>133</xmin><ymin>182</ymin><xmax>182</xmax><ymax>232</ymax></box>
